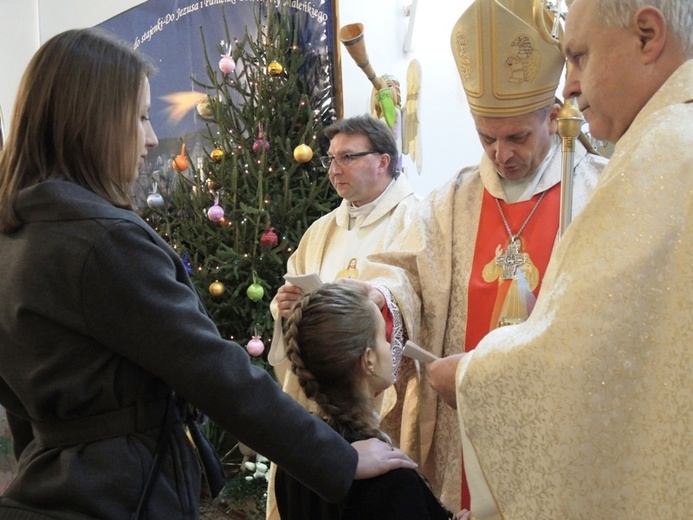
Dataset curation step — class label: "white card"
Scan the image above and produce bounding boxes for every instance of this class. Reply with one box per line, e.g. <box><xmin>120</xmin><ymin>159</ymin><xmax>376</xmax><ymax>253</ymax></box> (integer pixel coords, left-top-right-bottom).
<box><xmin>402</xmin><ymin>340</ymin><xmax>439</xmax><ymax>364</ymax></box>
<box><xmin>283</xmin><ymin>273</ymin><xmax>323</xmax><ymax>293</ymax></box>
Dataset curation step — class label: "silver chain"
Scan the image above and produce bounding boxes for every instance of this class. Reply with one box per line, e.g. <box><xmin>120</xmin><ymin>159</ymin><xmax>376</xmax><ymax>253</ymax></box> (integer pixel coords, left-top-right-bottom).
<box><xmin>495</xmin><ymin>191</ymin><xmax>547</xmax><ymax>241</ymax></box>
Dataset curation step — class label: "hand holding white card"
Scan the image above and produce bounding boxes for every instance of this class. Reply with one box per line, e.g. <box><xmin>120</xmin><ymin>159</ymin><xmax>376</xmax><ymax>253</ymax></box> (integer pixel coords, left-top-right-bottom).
<box><xmin>402</xmin><ymin>340</ymin><xmax>439</xmax><ymax>364</ymax></box>
<box><xmin>283</xmin><ymin>273</ymin><xmax>323</xmax><ymax>293</ymax></box>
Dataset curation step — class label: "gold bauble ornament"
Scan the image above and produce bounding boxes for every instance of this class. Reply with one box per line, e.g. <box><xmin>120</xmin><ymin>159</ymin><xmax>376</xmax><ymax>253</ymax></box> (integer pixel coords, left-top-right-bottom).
<box><xmin>210</xmin><ymin>148</ymin><xmax>225</xmax><ymax>162</ymax></box>
<box><xmin>268</xmin><ymin>61</ymin><xmax>283</xmax><ymax>76</ymax></box>
<box><xmin>196</xmin><ymin>100</ymin><xmax>213</xmax><ymax>118</ymax></box>
<box><xmin>293</xmin><ymin>144</ymin><xmax>314</xmax><ymax>163</ymax></box>
<box><xmin>209</xmin><ymin>281</ymin><xmax>226</xmax><ymax>297</ymax></box>
<box><xmin>206</xmin><ymin>178</ymin><xmax>222</xmax><ymax>191</ymax></box>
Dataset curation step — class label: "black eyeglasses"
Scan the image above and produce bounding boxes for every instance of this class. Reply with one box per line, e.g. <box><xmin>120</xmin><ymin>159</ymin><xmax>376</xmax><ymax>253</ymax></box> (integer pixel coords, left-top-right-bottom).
<box><xmin>319</xmin><ymin>151</ymin><xmax>379</xmax><ymax>169</ymax></box>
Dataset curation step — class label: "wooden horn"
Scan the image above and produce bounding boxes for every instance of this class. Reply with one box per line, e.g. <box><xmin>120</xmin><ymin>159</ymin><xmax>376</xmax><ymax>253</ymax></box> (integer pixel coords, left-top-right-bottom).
<box><xmin>339</xmin><ymin>23</ymin><xmax>385</xmax><ymax>91</ymax></box>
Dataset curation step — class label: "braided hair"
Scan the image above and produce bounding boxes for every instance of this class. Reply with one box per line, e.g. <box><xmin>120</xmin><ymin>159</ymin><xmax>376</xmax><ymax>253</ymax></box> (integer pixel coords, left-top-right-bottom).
<box><xmin>284</xmin><ymin>283</ymin><xmax>388</xmax><ymax>442</ymax></box>
<box><xmin>286</xmin><ymin>283</ymin><xmax>456</xmax><ymax>518</ymax></box>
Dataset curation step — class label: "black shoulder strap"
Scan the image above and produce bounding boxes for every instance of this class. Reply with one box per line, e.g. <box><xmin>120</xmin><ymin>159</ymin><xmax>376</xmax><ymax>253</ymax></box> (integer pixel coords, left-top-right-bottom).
<box><xmin>131</xmin><ymin>393</ymin><xmax>226</xmax><ymax>519</ymax></box>
<box><xmin>132</xmin><ymin>393</ymin><xmax>175</xmax><ymax>520</ymax></box>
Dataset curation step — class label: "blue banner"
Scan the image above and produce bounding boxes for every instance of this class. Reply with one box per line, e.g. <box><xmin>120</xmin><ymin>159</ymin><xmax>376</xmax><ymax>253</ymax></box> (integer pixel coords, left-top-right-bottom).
<box><xmin>98</xmin><ymin>0</ymin><xmax>339</xmax><ymax>207</ymax></box>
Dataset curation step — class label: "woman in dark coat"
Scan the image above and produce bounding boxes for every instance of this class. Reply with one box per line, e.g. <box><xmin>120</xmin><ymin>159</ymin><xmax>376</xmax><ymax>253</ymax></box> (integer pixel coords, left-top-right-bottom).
<box><xmin>0</xmin><ymin>28</ymin><xmax>414</xmax><ymax>519</ymax></box>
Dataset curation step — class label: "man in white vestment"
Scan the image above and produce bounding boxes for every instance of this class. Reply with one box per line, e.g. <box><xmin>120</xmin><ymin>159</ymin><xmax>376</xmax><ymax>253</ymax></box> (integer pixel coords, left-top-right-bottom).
<box><xmin>269</xmin><ymin>114</ymin><xmax>419</xmax><ymax>401</ymax></box>
<box><xmin>265</xmin><ymin>114</ymin><xmax>420</xmax><ymax>520</ymax></box>
<box><xmin>357</xmin><ymin>0</ymin><xmax>608</xmax><ymax>511</ymax></box>
<box><xmin>428</xmin><ymin>0</ymin><xmax>693</xmax><ymax>517</ymax></box>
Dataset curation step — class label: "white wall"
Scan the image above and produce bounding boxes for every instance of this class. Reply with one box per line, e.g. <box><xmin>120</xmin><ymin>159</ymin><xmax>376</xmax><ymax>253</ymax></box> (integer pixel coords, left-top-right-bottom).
<box><xmin>339</xmin><ymin>0</ymin><xmax>481</xmax><ymax>196</ymax></box>
<box><xmin>36</xmin><ymin>0</ymin><xmax>146</xmax><ymax>36</ymax></box>
<box><xmin>0</xmin><ymin>0</ymin><xmax>145</xmax><ymax>147</ymax></box>
<box><xmin>0</xmin><ymin>0</ymin><xmax>39</xmax><ymax>137</ymax></box>
<box><xmin>0</xmin><ymin>0</ymin><xmax>481</xmax><ymax>196</ymax></box>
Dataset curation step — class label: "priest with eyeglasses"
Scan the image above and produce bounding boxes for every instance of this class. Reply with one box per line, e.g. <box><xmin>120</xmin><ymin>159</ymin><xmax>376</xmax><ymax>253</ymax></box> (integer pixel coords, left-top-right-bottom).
<box><xmin>264</xmin><ymin>113</ymin><xmax>420</xmax><ymax>520</ymax></box>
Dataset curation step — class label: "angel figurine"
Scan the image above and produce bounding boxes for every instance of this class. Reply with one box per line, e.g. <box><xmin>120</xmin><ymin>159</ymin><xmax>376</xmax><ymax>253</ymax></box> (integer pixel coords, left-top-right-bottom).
<box><xmin>340</xmin><ymin>23</ymin><xmax>422</xmax><ymax>176</ymax></box>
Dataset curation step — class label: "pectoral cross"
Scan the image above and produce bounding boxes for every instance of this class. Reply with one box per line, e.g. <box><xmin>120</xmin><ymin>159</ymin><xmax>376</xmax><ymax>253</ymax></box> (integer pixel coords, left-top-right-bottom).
<box><xmin>496</xmin><ymin>237</ymin><xmax>527</xmax><ymax>280</ymax></box>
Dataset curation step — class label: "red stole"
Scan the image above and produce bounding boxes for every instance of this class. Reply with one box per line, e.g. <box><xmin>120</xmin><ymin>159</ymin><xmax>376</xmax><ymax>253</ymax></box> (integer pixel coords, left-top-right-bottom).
<box><xmin>465</xmin><ymin>185</ymin><xmax>560</xmax><ymax>350</ymax></box>
<box><xmin>460</xmin><ymin>184</ymin><xmax>560</xmax><ymax>510</ymax></box>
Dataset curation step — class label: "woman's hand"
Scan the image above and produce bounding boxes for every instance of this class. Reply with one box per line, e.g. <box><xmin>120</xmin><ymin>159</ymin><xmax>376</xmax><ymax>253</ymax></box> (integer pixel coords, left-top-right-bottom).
<box><xmin>352</xmin><ymin>438</ymin><xmax>417</xmax><ymax>479</ymax></box>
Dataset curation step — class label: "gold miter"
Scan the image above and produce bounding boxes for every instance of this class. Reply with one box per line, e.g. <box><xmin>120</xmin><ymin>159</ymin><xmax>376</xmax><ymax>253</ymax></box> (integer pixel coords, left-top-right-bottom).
<box><xmin>451</xmin><ymin>0</ymin><xmax>565</xmax><ymax>117</ymax></box>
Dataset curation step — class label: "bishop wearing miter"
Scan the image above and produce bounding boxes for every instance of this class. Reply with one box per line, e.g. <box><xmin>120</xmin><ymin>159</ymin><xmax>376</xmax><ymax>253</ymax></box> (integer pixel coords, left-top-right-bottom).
<box><xmin>360</xmin><ymin>0</ymin><xmax>606</xmax><ymax>512</ymax></box>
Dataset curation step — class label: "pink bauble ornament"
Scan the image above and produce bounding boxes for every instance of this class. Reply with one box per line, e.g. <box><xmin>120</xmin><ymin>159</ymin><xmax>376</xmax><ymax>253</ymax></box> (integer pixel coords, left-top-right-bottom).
<box><xmin>246</xmin><ymin>336</ymin><xmax>265</xmax><ymax>357</ymax></box>
<box><xmin>207</xmin><ymin>194</ymin><xmax>225</xmax><ymax>222</ymax></box>
<box><xmin>252</xmin><ymin>138</ymin><xmax>270</xmax><ymax>153</ymax></box>
<box><xmin>252</xmin><ymin>122</ymin><xmax>270</xmax><ymax>153</ymax></box>
<box><xmin>219</xmin><ymin>55</ymin><xmax>236</xmax><ymax>74</ymax></box>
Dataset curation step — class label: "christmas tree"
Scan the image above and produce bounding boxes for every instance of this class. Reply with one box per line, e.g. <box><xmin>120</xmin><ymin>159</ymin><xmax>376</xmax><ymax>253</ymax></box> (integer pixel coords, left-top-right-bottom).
<box><xmin>145</xmin><ymin>5</ymin><xmax>340</xmax><ymax>362</ymax></box>
<box><xmin>143</xmin><ymin>2</ymin><xmax>341</xmax><ymax>516</ymax></box>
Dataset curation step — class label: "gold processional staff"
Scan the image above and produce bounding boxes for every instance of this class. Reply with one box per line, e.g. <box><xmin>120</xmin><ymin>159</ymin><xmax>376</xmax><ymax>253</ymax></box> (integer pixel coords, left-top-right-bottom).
<box><xmin>556</xmin><ymin>98</ymin><xmax>585</xmax><ymax>238</ymax></box>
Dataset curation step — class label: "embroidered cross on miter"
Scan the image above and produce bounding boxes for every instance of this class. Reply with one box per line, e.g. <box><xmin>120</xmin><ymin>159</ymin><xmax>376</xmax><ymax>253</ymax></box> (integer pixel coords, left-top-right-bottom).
<box><xmin>496</xmin><ymin>237</ymin><xmax>527</xmax><ymax>280</ymax></box>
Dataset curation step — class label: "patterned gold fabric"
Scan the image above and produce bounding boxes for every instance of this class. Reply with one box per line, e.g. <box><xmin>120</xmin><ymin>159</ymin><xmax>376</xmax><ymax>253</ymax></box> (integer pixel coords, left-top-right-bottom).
<box><xmin>457</xmin><ymin>60</ymin><xmax>693</xmax><ymax>518</ymax></box>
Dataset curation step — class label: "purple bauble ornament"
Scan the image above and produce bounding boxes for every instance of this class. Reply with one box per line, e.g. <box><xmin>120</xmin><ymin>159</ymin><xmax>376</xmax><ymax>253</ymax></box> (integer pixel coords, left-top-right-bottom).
<box><xmin>207</xmin><ymin>204</ymin><xmax>225</xmax><ymax>222</ymax></box>
<box><xmin>207</xmin><ymin>194</ymin><xmax>225</xmax><ymax>222</ymax></box>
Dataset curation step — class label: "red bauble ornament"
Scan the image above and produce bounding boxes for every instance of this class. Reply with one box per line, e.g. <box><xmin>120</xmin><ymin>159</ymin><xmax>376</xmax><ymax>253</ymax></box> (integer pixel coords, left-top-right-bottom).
<box><xmin>260</xmin><ymin>227</ymin><xmax>279</xmax><ymax>249</ymax></box>
<box><xmin>246</xmin><ymin>335</ymin><xmax>265</xmax><ymax>357</ymax></box>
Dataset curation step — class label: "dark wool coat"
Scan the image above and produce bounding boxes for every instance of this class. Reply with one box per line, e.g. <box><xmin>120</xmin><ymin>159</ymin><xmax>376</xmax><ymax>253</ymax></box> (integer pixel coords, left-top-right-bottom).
<box><xmin>0</xmin><ymin>180</ymin><xmax>356</xmax><ymax>519</ymax></box>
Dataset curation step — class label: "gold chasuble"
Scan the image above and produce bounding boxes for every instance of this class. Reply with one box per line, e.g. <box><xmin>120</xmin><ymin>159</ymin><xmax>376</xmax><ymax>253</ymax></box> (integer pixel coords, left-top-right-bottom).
<box><xmin>467</xmin><ymin>186</ymin><xmax>559</xmax><ymax>350</ymax></box>
<box><xmin>456</xmin><ymin>60</ymin><xmax>693</xmax><ymax>518</ymax></box>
